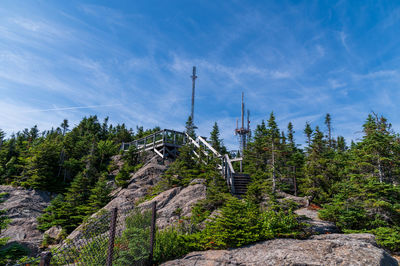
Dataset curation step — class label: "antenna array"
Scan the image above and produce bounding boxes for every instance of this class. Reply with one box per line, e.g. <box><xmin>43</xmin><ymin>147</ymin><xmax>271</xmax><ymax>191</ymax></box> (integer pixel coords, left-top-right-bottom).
<box><xmin>235</xmin><ymin>92</ymin><xmax>251</xmax><ymax>156</ymax></box>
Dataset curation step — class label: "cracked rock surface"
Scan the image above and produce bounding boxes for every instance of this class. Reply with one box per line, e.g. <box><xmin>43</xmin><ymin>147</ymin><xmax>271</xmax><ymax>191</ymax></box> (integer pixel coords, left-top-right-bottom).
<box><xmin>162</xmin><ymin>233</ymin><xmax>398</xmax><ymax>266</ymax></box>
<box><xmin>0</xmin><ymin>185</ymin><xmax>52</xmax><ymax>255</ymax></box>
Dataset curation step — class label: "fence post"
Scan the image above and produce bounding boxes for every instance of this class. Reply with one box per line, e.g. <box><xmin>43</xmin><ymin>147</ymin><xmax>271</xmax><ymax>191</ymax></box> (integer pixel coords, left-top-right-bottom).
<box><xmin>39</xmin><ymin>251</ymin><xmax>52</xmax><ymax>266</ymax></box>
<box><xmin>106</xmin><ymin>207</ymin><xmax>118</xmax><ymax>266</ymax></box>
<box><xmin>148</xmin><ymin>201</ymin><xmax>157</xmax><ymax>265</ymax></box>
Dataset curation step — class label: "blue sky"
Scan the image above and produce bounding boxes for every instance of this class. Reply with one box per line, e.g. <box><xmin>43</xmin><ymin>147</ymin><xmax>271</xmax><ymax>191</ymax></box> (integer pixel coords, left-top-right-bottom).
<box><xmin>1</xmin><ymin>1</ymin><xmax>400</xmax><ymax>149</ymax></box>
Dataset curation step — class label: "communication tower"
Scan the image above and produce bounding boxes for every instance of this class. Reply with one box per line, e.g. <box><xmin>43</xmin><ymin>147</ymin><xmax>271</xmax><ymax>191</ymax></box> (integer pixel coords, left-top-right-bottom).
<box><xmin>235</xmin><ymin>92</ymin><xmax>251</xmax><ymax>156</ymax></box>
<box><xmin>190</xmin><ymin>66</ymin><xmax>197</xmax><ymax>121</ymax></box>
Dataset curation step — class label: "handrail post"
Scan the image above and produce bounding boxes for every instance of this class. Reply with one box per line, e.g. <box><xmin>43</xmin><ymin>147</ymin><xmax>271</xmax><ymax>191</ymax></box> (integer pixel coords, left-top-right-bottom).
<box><xmin>149</xmin><ymin>201</ymin><xmax>157</xmax><ymax>265</ymax></box>
<box><xmin>39</xmin><ymin>251</ymin><xmax>52</xmax><ymax>266</ymax></box>
<box><xmin>106</xmin><ymin>207</ymin><xmax>118</xmax><ymax>266</ymax></box>
<box><xmin>163</xmin><ymin>130</ymin><xmax>166</xmax><ymax>144</ymax></box>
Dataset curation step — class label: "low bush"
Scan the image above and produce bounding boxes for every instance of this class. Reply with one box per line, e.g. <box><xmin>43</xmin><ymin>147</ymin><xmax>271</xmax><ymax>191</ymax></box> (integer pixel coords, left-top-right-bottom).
<box><xmin>0</xmin><ymin>241</ymin><xmax>30</xmax><ymax>265</ymax></box>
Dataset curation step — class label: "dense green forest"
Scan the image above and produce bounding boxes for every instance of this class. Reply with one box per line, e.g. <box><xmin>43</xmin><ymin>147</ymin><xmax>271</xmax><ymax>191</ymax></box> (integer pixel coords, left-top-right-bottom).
<box><xmin>0</xmin><ymin>116</ymin><xmax>161</xmax><ymax>233</ymax></box>
<box><xmin>1</xmin><ymin>112</ymin><xmax>400</xmax><ymax>264</ymax></box>
<box><xmin>241</xmin><ymin>112</ymin><xmax>400</xmax><ymax>252</ymax></box>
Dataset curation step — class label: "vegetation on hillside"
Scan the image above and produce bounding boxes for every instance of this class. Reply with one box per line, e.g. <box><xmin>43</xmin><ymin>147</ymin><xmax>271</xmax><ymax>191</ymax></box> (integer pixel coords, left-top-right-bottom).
<box><xmin>1</xmin><ymin>111</ymin><xmax>400</xmax><ymax>264</ymax></box>
<box><xmin>0</xmin><ymin>116</ymin><xmax>159</xmax><ymax>235</ymax></box>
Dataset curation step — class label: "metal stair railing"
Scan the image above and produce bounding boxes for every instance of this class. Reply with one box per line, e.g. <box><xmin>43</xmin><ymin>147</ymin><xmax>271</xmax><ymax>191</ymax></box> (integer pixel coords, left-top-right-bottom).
<box><xmin>121</xmin><ymin>129</ymin><xmax>241</xmax><ymax>194</ymax></box>
<box><xmin>222</xmin><ymin>154</ymin><xmax>236</xmax><ymax>194</ymax></box>
<box><xmin>121</xmin><ymin>129</ymin><xmax>186</xmax><ymax>159</ymax></box>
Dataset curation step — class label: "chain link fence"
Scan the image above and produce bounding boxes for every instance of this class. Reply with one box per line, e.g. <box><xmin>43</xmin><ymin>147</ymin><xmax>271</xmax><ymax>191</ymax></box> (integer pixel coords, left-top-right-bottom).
<box><xmin>14</xmin><ymin>202</ymin><xmax>156</xmax><ymax>266</ymax></box>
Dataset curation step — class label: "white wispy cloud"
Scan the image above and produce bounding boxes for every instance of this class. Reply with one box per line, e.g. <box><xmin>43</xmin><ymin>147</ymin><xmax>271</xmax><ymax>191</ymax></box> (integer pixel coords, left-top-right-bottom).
<box><xmin>2</xmin><ymin>1</ymin><xmax>400</xmax><ymax>150</ymax></box>
<box><xmin>18</xmin><ymin>104</ymin><xmax>123</xmax><ymax>113</ymax></box>
<box><xmin>353</xmin><ymin>70</ymin><xmax>399</xmax><ymax>80</ymax></box>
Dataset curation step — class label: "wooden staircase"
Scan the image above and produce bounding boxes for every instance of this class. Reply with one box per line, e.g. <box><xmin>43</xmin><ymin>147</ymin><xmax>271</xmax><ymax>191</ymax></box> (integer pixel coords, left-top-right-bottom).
<box><xmin>121</xmin><ymin>129</ymin><xmax>252</xmax><ymax>196</ymax></box>
<box><xmin>232</xmin><ymin>173</ymin><xmax>251</xmax><ymax>197</ymax></box>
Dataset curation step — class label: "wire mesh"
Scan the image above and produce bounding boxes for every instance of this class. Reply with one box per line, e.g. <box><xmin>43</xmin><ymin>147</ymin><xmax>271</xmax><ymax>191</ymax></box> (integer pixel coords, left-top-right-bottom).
<box><xmin>12</xmin><ymin>256</ymin><xmax>41</xmax><ymax>266</ymax></box>
<box><xmin>14</xmin><ymin>202</ymin><xmax>155</xmax><ymax>266</ymax></box>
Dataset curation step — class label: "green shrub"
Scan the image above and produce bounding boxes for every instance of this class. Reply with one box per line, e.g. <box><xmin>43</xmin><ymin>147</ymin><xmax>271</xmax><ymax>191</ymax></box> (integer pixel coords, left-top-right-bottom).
<box><xmin>153</xmin><ymin>227</ymin><xmax>193</xmax><ymax>264</ymax></box>
<box><xmin>0</xmin><ymin>241</ymin><xmax>30</xmax><ymax>265</ymax></box>
<box><xmin>113</xmin><ymin>209</ymin><xmax>152</xmax><ymax>265</ymax></box>
<box><xmin>371</xmin><ymin>227</ymin><xmax>400</xmax><ymax>253</ymax></box>
<box><xmin>195</xmin><ymin>197</ymin><xmax>304</xmax><ymax>250</ymax></box>
<box><xmin>115</xmin><ymin>165</ymin><xmax>131</xmax><ymax>188</ymax></box>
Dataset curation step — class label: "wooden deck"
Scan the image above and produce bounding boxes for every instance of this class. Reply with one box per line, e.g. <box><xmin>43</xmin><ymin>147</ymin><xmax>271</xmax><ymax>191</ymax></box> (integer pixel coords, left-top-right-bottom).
<box><xmin>120</xmin><ymin>128</ymin><xmax>248</xmax><ymax>195</ymax></box>
<box><xmin>121</xmin><ymin>129</ymin><xmax>187</xmax><ymax>159</ymax></box>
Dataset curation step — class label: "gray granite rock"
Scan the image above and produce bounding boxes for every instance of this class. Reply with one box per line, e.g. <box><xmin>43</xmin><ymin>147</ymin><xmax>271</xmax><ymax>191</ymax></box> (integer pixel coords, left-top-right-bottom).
<box><xmin>162</xmin><ymin>233</ymin><xmax>398</xmax><ymax>266</ymax></box>
<box><xmin>0</xmin><ymin>185</ymin><xmax>52</xmax><ymax>255</ymax></box>
<box><xmin>295</xmin><ymin>207</ymin><xmax>340</xmax><ymax>234</ymax></box>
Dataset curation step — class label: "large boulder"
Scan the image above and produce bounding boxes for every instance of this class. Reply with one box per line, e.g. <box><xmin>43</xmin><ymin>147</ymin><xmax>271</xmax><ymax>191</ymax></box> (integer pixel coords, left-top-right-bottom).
<box><xmin>67</xmin><ymin>161</ymin><xmax>168</xmax><ymax>241</ymax></box>
<box><xmin>139</xmin><ymin>179</ymin><xmax>207</xmax><ymax>229</ymax></box>
<box><xmin>163</xmin><ymin>233</ymin><xmax>398</xmax><ymax>266</ymax></box>
<box><xmin>0</xmin><ymin>185</ymin><xmax>52</xmax><ymax>255</ymax></box>
<box><xmin>44</xmin><ymin>225</ymin><xmax>63</xmax><ymax>240</ymax></box>
<box><xmin>295</xmin><ymin>207</ymin><xmax>340</xmax><ymax>234</ymax></box>
<box><xmin>104</xmin><ymin>162</ymin><xmax>167</xmax><ymax>210</ymax></box>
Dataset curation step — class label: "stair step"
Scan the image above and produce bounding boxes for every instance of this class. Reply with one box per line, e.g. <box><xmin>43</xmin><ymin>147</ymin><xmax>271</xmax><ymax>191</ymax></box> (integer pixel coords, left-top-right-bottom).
<box><xmin>230</xmin><ymin>173</ymin><xmax>252</xmax><ymax>197</ymax></box>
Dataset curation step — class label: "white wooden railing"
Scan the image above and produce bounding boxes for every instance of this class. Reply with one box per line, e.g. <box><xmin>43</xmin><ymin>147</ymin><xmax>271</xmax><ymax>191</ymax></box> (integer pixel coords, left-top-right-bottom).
<box><xmin>121</xmin><ymin>129</ymin><xmax>241</xmax><ymax>194</ymax></box>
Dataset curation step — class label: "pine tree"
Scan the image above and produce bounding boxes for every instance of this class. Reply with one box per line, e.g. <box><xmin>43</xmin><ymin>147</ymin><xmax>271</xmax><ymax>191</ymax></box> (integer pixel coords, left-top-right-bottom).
<box><xmin>325</xmin><ymin>113</ymin><xmax>332</xmax><ymax>148</ymax></box>
<box><xmin>350</xmin><ymin>113</ymin><xmax>400</xmax><ymax>184</ymax></box>
<box><xmin>61</xmin><ymin>119</ymin><xmax>69</xmax><ymax>136</ymax></box>
<box><xmin>336</xmin><ymin>136</ymin><xmax>346</xmax><ymax>152</ymax></box>
<box><xmin>87</xmin><ymin>174</ymin><xmax>111</xmax><ymax>214</ymax></box>
<box><xmin>287</xmin><ymin>122</ymin><xmax>295</xmax><ymax>148</ymax></box>
<box><xmin>254</xmin><ymin>120</ymin><xmax>267</xmax><ymax>141</ymax></box>
<box><xmin>0</xmin><ymin>129</ymin><xmax>5</xmax><ymax>149</ymax></box>
<box><xmin>281</xmin><ymin>131</ymin><xmax>286</xmax><ymax>144</ymax></box>
<box><xmin>267</xmin><ymin>112</ymin><xmax>280</xmax><ymax>192</ymax></box>
<box><xmin>283</xmin><ymin>122</ymin><xmax>304</xmax><ymax>196</ymax></box>
<box><xmin>244</xmin><ymin>120</ymin><xmax>267</xmax><ymax>174</ymax></box>
<box><xmin>29</xmin><ymin>125</ymin><xmax>39</xmax><ymax>140</ymax></box>
<box><xmin>185</xmin><ymin>116</ymin><xmax>197</xmax><ymax>139</ymax></box>
<box><xmin>303</xmin><ymin>126</ymin><xmax>340</xmax><ymax>203</ymax></box>
<box><xmin>24</xmin><ymin>139</ymin><xmax>63</xmax><ymax>192</ymax></box>
<box><xmin>209</xmin><ymin>122</ymin><xmax>226</xmax><ymax>154</ymax></box>
<box><xmin>304</xmin><ymin>122</ymin><xmax>313</xmax><ymax>147</ymax></box>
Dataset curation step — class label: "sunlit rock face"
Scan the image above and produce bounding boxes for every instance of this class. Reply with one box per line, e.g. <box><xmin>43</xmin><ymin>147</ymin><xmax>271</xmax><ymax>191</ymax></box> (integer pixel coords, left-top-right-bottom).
<box><xmin>162</xmin><ymin>233</ymin><xmax>399</xmax><ymax>266</ymax></box>
<box><xmin>0</xmin><ymin>185</ymin><xmax>52</xmax><ymax>255</ymax></box>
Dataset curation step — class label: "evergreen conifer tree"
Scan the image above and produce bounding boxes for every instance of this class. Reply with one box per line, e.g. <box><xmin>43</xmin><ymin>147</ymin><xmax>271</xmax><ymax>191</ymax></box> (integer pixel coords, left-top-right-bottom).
<box><xmin>209</xmin><ymin>122</ymin><xmax>226</xmax><ymax>154</ymax></box>
<box><xmin>304</xmin><ymin>122</ymin><xmax>313</xmax><ymax>147</ymax></box>
<box><xmin>185</xmin><ymin>116</ymin><xmax>197</xmax><ymax>139</ymax></box>
<box><xmin>61</xmin><ymin>119</ymin><xmax>69</xmax><ymax>136</ymax></box>
<box><xmin>267</xmin><ymin>112</ymin><xmax>280</xmax><ymax>192</ymax></box>
<box><xmin>287</xmin><ymin>122</ymin><xmax>295</xmax><ymax>148</ymax></box>
<box><xmin>324</xmin><ymin>113</ymin><xmax>332</xmax><ymax>148</ymax></box>
<box><xmin>87</xmin><ymin>174</ymin><xmax>111</xmax><ymax>214</ymax></box>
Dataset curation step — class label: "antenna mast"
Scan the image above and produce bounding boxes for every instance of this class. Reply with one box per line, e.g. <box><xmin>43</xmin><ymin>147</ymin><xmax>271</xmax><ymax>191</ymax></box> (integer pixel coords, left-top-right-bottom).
<box><xmin>190</xmin><ymin>66</ymin><xmax>197</xmax><ymax>121</ymax></box>
<box><xmin>235</xmin><ymin>92</ymin><xmax>251</xmax><ymax>157</ymax></box>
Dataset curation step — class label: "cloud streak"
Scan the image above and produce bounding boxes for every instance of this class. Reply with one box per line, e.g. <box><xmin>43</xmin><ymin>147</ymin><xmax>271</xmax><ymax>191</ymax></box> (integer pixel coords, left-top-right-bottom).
<box><xmin>18</xmin><ymin>104</ymin><xmax>123</xmax><ymax>113</ymax></box>
<box><xmin>1</xmin><ymin>1</ymin><xmax>400</xmax><ymax>149</ymax></box>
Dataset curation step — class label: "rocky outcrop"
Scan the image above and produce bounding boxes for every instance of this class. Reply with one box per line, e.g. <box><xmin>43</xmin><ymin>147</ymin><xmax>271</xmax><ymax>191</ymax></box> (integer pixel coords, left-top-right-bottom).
<box><xmin>163</xmin><ymin>233</ymin><xmax>398</xmax><ymax>266</ymax></box>
<box><xmin>105</xmin><ymin>157</ymin><xmax>206</xmax><ymax>230</ymax></box>
<box><xmin>295</xmin><ymin>207</ymin><xmax>340</xmax><ymax>234</ymax></box>
<box><xmin>277</xmin><ymin>191</ymin><xmax>310</xmax><ymax>207</ymax></box>
<box><xmin>44</xmin><ymin>225</ymin><xmax>63</xmax><ymax>240</ymax></box>
<box><xmin>104</xmin><ymin>161</ymin><xmax>167</xmax><ymax>210</ymax></box>
<box><xmin>67</xmin><ymin>160</ymin><xmax>167</xmax><ymax>241</ymax></box>
<box><xmin>139</xmin><ymin>178</ymin><xmax>207</xmax><ymax>229</ymax></box>
<box><xmin>0</xmin><ymin>185</ymin><xmax>52</xmax><ymax>255</ymax></box>
<box><xmin>67</xmin><ymin>158</ymin><xmax>206</xmax><ymax>241</ymax></box>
